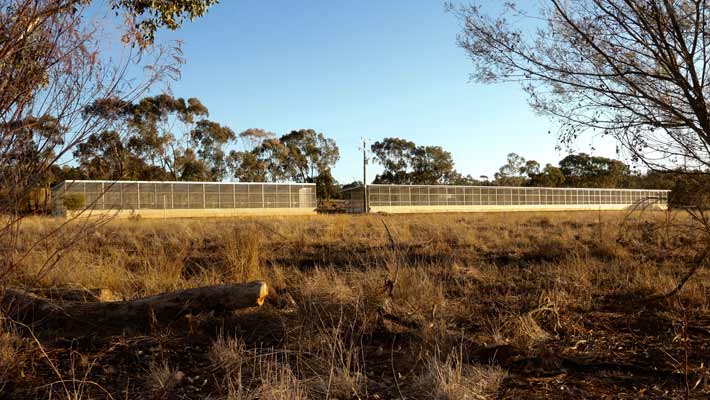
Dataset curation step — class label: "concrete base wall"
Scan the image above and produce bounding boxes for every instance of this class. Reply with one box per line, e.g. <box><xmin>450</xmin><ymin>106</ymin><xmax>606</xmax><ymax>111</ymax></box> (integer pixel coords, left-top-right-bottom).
<box><xmin>368</xmin><ymin>204</ymin><xmax>668</xmax><ymax>214</ymax></box>
<box><xmin>63</xmin><ymin>207</ymin><xmax>317</xmax><ymax>219</ymax></box>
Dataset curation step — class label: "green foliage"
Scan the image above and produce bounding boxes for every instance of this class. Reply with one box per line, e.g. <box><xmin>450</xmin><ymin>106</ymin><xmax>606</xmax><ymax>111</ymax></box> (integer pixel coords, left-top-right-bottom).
<box><xmin>492</xmin><ymin>152</ymin><xmax>678</xmax><ymax>190</ymax></box>
<box><xmin>558</xmin><ymin>153</ymin><xmax>631</xmax><ymax>188</ymax></box>
<box><xmin>2</xmin><ymin>115</ymin><xmax>65</xmax><ymax>186</ymax></box>
<box><xmin>190</xmin><ymin>120</ymin><xmax>237</xmax><ymax>180</ymax></box>
<box><xmin>278</xmin><ymin>129</ymin><xmax>339</xmax><ymax>182</ymax></box>
<box><xmin>315</xmin><ymin>168</ymin><xmax>340</xmax><ymax>200</ymax></box>
<box><xmin>63</xmin><ymin>193</ymin><xmax>85</xmax><ymax>210</ymax></box>
<box><xmin>370</xmin><ymin>137</ymin><xmax>460</xmax><ymax>184</ymax></box>
<box><xmin>493</xmin><ymin>153</ymin><xmax>529</xmax><ymax>186</ymax></box>
<box><xmin>528</xmin><ymin>164</ymin><xmax>565</xmax><ymax>187</ymax></box>
<box><xmin>77</xmin><ymin>94</ymin><xmax>235</xmax><ymax>182</ymax></box>
<box><xmin>111</xmin><ymin>0</ymin><xmax>220</xmax><ymax>44</ymax></box>
<box><xmin>227</xmin><ymin>129</ymin><xmax>340</xmax><ymax>187</ymax></box>
<box><xmin>1</xmin><ymin>0</ymin><xmax>218</xmax><ymax>218</ymax></box>
<box><xmin>449</xmin><ymin>173</ymin><xmax>487</xmax><ymax>186</ymax></box>
<box><xmin>668</xmin><ymin>173</ymin><xmax>710</xmax><ymax>209</ymax></box>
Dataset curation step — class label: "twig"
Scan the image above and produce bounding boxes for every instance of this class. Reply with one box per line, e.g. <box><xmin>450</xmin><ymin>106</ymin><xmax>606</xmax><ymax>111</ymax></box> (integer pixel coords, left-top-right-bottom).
<box><xmin>653</xmin><ymin>246</ymin><xmax>710</xmax><ymax>300</ymax></box>
<box><xmin>390</xmin><ymin>336</ymin><xmax>404</xmax><ymax>400</ymax></box>
<box><xmin>252</xmin><ymin>220</ymin><xmax>289</xmax><ymax>241</ymax></box>
<box><xmin>381</xmin><ymin>219</ymin><xmax>400</xmax><ymax>299</ymax></box>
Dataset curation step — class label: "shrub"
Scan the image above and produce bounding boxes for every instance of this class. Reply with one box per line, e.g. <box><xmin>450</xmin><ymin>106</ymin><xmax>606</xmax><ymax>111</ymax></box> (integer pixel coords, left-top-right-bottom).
<box><xmin>669</xmin><ymin>173</ymin><xmax>710</xmax><ymax>209</ymax></box>
<box><xmin>63</xmin><ymin>193</ymin><xmax>85</xmax><ymax>210</ymax></box>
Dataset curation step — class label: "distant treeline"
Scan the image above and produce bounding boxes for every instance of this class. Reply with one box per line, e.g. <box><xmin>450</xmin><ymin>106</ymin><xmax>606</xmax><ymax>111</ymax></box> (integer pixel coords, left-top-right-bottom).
<box><xmin>38</xmin><ymin>95</ymin><xmax>341</xmax><ymax>199</ymax></box>
<box><xmin>16</xmin><ymin>96</ymin><xmax>706</xmax><ymax>210</ymax></box>
<box><xmin>367</xmin><ymin>138</ymin><xmax>677</xmax><ymax>189</ymax></box>
<box><xmin>361</xmin><ymin>139</ymin><xmax>703</xmax><ymax>208</ymax></box>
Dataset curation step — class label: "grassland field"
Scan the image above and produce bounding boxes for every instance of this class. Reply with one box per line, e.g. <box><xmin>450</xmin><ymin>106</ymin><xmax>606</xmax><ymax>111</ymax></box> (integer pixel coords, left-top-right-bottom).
<box><xmin>2</xmin><ymin>210</ymin><xmax>710</xmax><ymax>399</ymax></box>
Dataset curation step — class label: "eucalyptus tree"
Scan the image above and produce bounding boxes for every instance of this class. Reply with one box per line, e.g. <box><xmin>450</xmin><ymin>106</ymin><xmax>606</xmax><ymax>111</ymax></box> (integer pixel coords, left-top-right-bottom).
<box><xmin>451</xmin><ymin>0</ymin><xmax>710</xmax><ymax>172</ymax></box>
<box><xmin>78</xmin><ymin>95</ymin><xmax>235</xmax><ymax>181</ymax></box>
<box><xmin>228</xmin><ymin>129</ymin><xmax>341</xmax><ymax>197</ymax></box>
<box><xmin>0</xmin><ymin>0</ymin><xmax>218</xmax><ymax>282</ymax></box>
<box><xmin>370</xmin><ymin>137</ymin><xmax>460</xmax><ymax>184</ymax></box>
<box><xmin>451</xmin><ymin>0</ymin><xmax>710</xmax><ymax>294</ymax></box>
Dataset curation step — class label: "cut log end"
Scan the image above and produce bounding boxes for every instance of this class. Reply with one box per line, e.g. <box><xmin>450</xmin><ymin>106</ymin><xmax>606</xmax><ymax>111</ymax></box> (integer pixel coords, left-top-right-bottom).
<box><xmin>256</xmin><ymin>282</ymin><xmax>269</xmax><ymax>306</ymax></box>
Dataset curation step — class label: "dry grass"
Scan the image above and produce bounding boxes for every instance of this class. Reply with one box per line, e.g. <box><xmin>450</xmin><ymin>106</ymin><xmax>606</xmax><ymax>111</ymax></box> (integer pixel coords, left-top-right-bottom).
<box><xmin>229</xmin><ymin>355</ymin><xmax>308</xmax><ymax>400</ymax></box>
<box><xmin>146</xmin><ymin>361</ymin><xmax>183</xmax><ymax>398</ymax></box>
<box><xmin>211</xmin><ymin>335</ymin><xmax>308</xmax><ymax>400</ymax></box>
<box><xmin>417</xmin><ymin>350</ymin><xmax>507</xmax><ymax>400</ymax></box>
<box><xmin>4</xmin><ymin>210</ymin><xmax>710</xmax><ymax>398</ymax></box>
<box><xmin>0</xmin><ymin>321</ymin><xmax>26</xmax><ymax>389</ymax></box>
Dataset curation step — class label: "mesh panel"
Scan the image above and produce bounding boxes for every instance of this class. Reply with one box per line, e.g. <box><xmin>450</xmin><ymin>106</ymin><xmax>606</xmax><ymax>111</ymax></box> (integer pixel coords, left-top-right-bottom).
<box><xmin>55</xmin><ymin>181</ymin><xmax>316</xmax><ymax>211</ymax></box>
<box><xmin>357</xmin><ymin>184</ymin><xmax>669</xmax><ymax>209</ymax></box>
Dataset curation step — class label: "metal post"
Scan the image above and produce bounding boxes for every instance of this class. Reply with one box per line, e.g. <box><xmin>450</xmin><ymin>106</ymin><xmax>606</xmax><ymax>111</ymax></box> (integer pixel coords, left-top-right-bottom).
<box><xmin>203</xmin><ymin>184</ymin><xmax>206</xmax><ymax>209</ymax></box>
<box><xmin>261</xmin><ymin>184</ymin><xmax>265</xmax><ymax>208</ymax></box>
<box><xmin>83</xmin><ymin>182</ymin><xmax>87</xmax><ymax>211</ymax></box>
<box><xmin>362</xmin><ymin>138</ymin><xmax>369</xmax><ymax>214</ymax></box>
<box><xmin>137</xmin><ymin>182</ymin><xmax>140</xmax><ymax>210</ymax></box>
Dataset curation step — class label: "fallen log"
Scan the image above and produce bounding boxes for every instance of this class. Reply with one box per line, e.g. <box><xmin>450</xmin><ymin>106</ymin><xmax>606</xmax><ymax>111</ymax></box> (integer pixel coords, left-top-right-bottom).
<box><xmin>1</xmin><ymin>281</ymin><xmax>268</xmax><ymax>336</ymax></box>
<box><xmin>26</xmin><ymin>287</ymin><xmax>120</xmax><ymax>303</ymax></box>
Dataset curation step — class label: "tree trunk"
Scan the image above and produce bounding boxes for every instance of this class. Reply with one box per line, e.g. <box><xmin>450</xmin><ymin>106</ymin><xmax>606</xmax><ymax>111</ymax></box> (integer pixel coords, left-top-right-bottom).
<box><xmin>1</xmin><ymin>281</ymin><xmax>268</xmax><ymax>336</ymax></box>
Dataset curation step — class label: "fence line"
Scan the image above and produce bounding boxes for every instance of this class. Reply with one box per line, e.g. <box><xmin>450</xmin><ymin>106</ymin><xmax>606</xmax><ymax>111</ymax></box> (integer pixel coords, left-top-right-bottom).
<box><xmin>53</xmin><ymin>181</ymin><xmax>317</xmax><ymax>212</ymax></box>
<box><xmin>342</xmin><ymin>184</ymin><xmax>669</xmax><ymax>210</ymax></box>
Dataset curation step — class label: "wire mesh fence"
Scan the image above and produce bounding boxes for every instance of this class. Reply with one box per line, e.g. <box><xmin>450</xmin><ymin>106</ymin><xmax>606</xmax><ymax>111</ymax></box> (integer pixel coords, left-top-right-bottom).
<box><xmin>52</xmin><ymin>180</ymin><xmax>317</xmax><ymax>214</ymax></box>
<box><xmin>342</xmin><ymin>184</ymin><xmax>669</xmax><ymax>212</ymax></box>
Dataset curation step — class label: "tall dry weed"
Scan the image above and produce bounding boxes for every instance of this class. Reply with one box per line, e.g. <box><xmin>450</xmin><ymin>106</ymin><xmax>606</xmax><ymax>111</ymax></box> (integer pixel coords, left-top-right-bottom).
<box><xmin>224</xmin><ymin>225</ymin><xmax>264</xmax><ymax>283</ymax></box>
<box><xmin>415</xmin><ymin>349</ymin><xmax>507</xmax><ymax>400</ymax></box>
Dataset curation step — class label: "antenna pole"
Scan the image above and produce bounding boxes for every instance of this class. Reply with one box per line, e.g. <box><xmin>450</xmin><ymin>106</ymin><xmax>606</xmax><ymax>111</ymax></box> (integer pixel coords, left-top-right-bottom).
<box><xmin>362</xmin><ymin>137</ymin><xmax>369</xmax><ymax>214</ymax></box>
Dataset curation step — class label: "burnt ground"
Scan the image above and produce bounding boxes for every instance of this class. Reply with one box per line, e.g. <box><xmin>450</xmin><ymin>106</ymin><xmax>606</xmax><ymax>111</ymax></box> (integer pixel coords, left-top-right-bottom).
<box><xmin>3</xmin><ymin>212</ymin><xmax>710</xmax><ymax>399</ymax></box>
<box><xmin>7</xmin><ymin>291</ymin><xmax>710</xmax><ymax>399</ymax></box>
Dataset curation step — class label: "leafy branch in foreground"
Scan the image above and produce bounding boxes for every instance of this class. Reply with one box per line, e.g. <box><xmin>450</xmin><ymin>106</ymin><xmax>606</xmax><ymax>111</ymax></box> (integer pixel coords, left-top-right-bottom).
<box><xmin>451</xmin><ymin>0</ymin><xmax>710</xmax><ymax>295</ymax></box>
<box><xmin>0</xmin><ymin>0</ymin><xmax>207</xmax><ymax>284</ymax></box>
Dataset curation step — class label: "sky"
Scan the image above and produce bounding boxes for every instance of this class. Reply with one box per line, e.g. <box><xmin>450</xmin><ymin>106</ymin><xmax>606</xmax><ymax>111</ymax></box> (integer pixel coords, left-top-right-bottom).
<box><xmin>138</xmin><ymin>0</ymin><xmax>619</xmax><ymax>183</ymax></box>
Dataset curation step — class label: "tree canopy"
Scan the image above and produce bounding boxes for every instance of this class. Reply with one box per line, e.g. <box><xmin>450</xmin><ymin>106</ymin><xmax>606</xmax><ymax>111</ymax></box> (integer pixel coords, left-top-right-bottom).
<box><xmin>370</xmin><ymin>137</ymin><xmax>474</xmax><ymax>185</ymax></box>
<box><xmin>490</xmin><ymin>152</ymin><xmax>674</xmax><ymax>190</ymax></box>
<box><xmin>228</xmin><ymin>129</ymin><xmax>341</xmax><ymax>198</ymax></box>
<box><xmin>75</xmin><ymin>94</ymin><xmax>235</xmax><ymax>181</ymax></box>
<box><xmin>111</xmin><ymin>0</ymin><xmax>220</xmax><ymax>44</ymax></box>
<box><xmin>451</xmin><ymin>0</ymin><xmax>710</xmax><ymax>172</ymax></box>
<box><xmin>559</xmin><ymin>153</ymin><xmax>631</xmax><ymax>188</ymax></box>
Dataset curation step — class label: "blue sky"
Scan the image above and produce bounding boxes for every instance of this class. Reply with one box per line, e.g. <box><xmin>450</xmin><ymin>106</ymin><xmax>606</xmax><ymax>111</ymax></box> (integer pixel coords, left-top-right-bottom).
<box><xmin>144</xmin><ymin>0</ymin><xmax>618</xmax><ymax>183</ymax></box>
